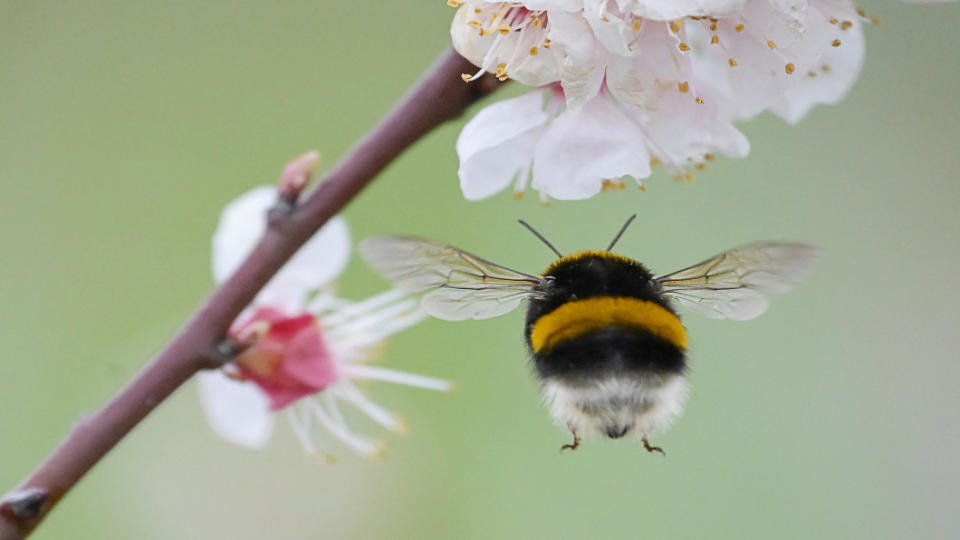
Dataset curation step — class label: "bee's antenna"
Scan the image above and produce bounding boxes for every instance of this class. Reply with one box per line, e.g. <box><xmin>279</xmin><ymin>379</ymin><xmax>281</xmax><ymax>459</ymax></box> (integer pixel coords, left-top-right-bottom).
<box><xmin>606</xmin><ymin>214</ymin><xmax>638</xmax><ymax>251</ymax></box>
<box><xmin>518</xmin><ymin>219</ymin><xmax>563</xmax><ymax>258</ymax></box>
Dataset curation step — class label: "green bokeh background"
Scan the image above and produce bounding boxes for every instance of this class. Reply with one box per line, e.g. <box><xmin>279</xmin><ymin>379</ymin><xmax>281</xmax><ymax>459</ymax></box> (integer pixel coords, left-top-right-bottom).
<box><xmin>2</xmin><ymin>2</ymin><xmax>958</xmax><ymax>539</ymax></box>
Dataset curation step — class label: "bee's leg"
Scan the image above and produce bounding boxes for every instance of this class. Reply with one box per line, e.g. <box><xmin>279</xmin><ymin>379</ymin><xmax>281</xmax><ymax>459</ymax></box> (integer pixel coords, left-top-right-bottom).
<box><xmin>560</xmin><ymin>428</ymin><xmax>581</xmax><ymax>452</ymax></box>
<box><xmin>642</xmin><ymin>436</ymin><xmax>665</xmax><ymax>456</ymax></box>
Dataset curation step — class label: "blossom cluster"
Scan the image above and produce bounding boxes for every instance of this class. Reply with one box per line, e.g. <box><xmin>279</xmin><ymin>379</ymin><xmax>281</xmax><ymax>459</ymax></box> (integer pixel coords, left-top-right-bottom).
<box><xmin>451</xmin><ymin>0</ymin><xmax>877</xmax><ymax>200</ymax></box>
<box><xmin>198</xmin><ymin>187</ymin><xmax>449</xmax><ymax>458</ymax></box>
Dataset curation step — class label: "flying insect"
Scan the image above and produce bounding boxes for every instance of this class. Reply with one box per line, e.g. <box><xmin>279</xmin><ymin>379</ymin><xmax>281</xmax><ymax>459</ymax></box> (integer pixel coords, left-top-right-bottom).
<box><xmin>359</xmin><ymin>217</ymin><xmax>820</xmax><ymax>453</ymax></box>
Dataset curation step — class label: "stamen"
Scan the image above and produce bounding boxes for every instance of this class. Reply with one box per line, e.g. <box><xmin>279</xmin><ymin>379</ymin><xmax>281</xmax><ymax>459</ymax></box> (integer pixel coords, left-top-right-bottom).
<box><xmin>337</xmin><ymin>381</ymin><xmax>405</xmax><ymax>432</ymax></box>
<box><xmin>309</xmin><ymin>400</ymin><xmax>381</xmax><ymax>456</ymax></box>
<box><xmin>286</xmin><ymin>406</ymin><xmax>320</xmax><ymax>455</ymax></box>
<box><xmin>340</xmin><ymin>364</ymin><xmax>452</xmax><ymax>392</ymax></box>
<box><xmin>321</xmin><ymin>289</ymin><xmax>407</xmax><ymax>327</ymax></box>
<box><xmin>324</xmin><ymin>299</ymin><xmax>420</xmax><ymax>341</ymax></box>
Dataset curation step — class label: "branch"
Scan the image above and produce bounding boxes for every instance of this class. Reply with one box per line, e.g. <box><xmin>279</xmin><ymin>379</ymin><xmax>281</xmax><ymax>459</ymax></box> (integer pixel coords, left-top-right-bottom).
<box><xmin>0</xmin><ymin>49</ymin><xmax>501</xmax><ymax>539</ymax></box>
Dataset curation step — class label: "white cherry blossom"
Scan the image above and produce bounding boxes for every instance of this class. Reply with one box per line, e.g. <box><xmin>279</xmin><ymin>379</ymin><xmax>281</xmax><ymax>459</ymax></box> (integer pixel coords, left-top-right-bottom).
<box><xmin>449</xmin><ymin>0</ymin><xmax>930</xmax><ymax>200</ymax></box>
<box><xmin>457</xmin><ymin>84</ymin><xmax>748</xmax><ymax>200</ymax></box>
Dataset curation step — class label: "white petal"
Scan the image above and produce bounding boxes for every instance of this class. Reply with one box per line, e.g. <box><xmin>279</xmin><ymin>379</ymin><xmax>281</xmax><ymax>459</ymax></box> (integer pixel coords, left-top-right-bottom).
<box><xmin>211</xmin><ymin>186</ymin><xmax>274</xmax><ymax>284</ymax></box>
<box><xmin>582</xmin><ymin>7</ymin><xmax>636</xmax><ymax>57</ymax></box>
<box><xmin>197</xmin><ymin>371</ymin><xmax>274</xmax><ymax>449</ymax></box>
<box><xmin>627</xmin><ymin>90</ymin><xmax>750</xmax><ymax>169</ymax></box>
<box><xmin>515</xmin><ymin>0</ymin><xmax>582</xmax><ymax>10</ymax></box>
<box><xmin>604</xmin><ymin>25</ymin><xmax>683</xmax><ymax>109</ymax></box>
<box><xmin>211</xmin><ymin>186</ymin><xmax>351</xmax><ymax>309</ymax></box>
<box><xmin>614</xmin><ymin>0</ymin><xmax>750</xmax><ymax>20</ymax></box>
<box><xmin>548</xmin><ymin>10</ymin><xmax>606</xmax><ymax>108</ymax></box>
<box><xmin>456</xmin><ymin>90</ymin><xmax>551</xmax><ymax>200</ymax></box>
<box><xmin>264</xmin><ymin>215</ymin><xmax>350</xmax><ymax>309</ymax></box>
<box><xmin>771</xmin><ymin>9</ymin><xmax>866</xmax><ymax>123</ymax></box>
<box><xmin>532</xmin><ymin>94</ymin><xmax>651</xmax><ymax>200</ymax></box>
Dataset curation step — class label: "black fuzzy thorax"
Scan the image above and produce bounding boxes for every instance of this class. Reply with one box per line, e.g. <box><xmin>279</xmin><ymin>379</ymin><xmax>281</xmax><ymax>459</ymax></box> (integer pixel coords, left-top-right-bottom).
<box><xmin>524</xmin><ymin>253</ymin><xmax>686</xmax><ymax>383</ymax></box>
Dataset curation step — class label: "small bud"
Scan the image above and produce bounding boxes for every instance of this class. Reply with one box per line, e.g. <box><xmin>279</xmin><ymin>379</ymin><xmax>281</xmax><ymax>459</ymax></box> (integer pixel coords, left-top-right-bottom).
<box><xmin>277</xmin><ymin>150</ymin><xmax>321</xmax><ymax>205</ymax></box>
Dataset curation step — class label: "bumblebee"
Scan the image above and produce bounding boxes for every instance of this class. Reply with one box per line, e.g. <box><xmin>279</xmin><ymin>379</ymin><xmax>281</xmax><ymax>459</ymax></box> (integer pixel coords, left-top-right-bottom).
<box><xmin>359</xmin><ymin>217</ymin><xmax>819</xmax><ymax>453</ymax></box>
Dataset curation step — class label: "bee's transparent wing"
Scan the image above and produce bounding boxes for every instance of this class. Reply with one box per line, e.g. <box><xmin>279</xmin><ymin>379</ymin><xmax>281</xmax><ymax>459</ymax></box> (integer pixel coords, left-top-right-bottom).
<box><xmin>656</xmin><ymin>242</ymin><xmax>821</xmax><ymax>321</ymax></box>
<box><xmin>359</xmin><ymin>235</ymin><xmax>542</xmax><ymax>321</ymax></box>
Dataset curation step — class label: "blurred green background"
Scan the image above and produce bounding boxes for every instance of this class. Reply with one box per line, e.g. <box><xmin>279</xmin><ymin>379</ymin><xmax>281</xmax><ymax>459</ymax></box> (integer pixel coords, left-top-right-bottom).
<box><xmin>1</xmin><ymin>1</ymin><xmax>958</xmax><ymax>539</ymax></box>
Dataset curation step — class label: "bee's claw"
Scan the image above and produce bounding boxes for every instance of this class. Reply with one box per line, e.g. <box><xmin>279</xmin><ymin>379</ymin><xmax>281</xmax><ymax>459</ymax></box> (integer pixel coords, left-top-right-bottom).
<box><xmin>642</xmin><ymin>436</ymin><xmax>665</xmax><ymax>456</ymax></box>
<box><xmin>560</xmin><ymin>430</ymin><xmax>581</xmax><ymax>453</ymax></box>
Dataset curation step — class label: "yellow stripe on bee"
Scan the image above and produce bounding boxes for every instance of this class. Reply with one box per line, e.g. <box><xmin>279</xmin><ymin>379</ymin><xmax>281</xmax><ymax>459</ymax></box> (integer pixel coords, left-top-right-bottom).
<box><xmin>530</xmin><ymin>297</ymin><xmax>687</xmax><ymax>353</ymax></box>
<box><xmin>544</xmin><ymin>250</ymin><xmax>639</xmax><ymax>275</ymax></box>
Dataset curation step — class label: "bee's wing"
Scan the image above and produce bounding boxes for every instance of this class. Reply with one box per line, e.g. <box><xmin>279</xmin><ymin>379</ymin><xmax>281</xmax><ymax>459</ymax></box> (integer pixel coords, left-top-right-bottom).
<box><xmin>655</xmin><ymin>242</ymin><xmax>821</xmax><ymax>321</ymax></box>
<box><xmin>359</xmin><ymin>235</ymin><xmax>543</xmax><ymax>321</ymax></box>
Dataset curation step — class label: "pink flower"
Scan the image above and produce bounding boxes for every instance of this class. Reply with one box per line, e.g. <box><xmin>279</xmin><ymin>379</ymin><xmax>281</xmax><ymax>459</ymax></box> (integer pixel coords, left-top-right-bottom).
<box><xmin>198</xmin><ymin>187</ymin><xmax>450</xmax><ymax>457</ymax></box>
<box><xmin>231</xmin><ymin>308</ymin><xmax>339</xmax><ymax>411</ymax></box>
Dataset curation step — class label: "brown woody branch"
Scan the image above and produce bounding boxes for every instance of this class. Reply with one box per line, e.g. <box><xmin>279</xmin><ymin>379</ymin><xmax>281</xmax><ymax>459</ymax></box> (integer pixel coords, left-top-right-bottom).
<box><xmin>0</xmin><ymin>50</ymin><xmax>500</xmax><ymax>539</ymax></box>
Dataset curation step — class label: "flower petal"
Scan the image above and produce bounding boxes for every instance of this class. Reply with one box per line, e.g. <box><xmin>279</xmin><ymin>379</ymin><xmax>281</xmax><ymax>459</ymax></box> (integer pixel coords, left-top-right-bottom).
<box><xmin>532</xmin><ymin>93</ymin><xmax>651</xmax><ymax>199</ymax></box>
<box><xmin>456</xmin><ymin>89</ymin><xmax>551</xmax><ymax>200</ymax></box>
<box><xmin>614</xmin><ymin>0</ymin><xmax>750</xmax><ymax>21</ymax></box>
<box><xmin>197</xmin><ymin>371</ymin><xmax>274</xmax><ymax>449</ymax></box>
<box><xmin>548</xmin><ymin>10</ymin><xmax>607</xmax><ymax>108</ymax></box>
<box><xmin>771</xmin><ymin>6</ymin><xmax>866</xmax><ymax>123</ymax></box>
<box><xmin>212</xmin><ymin>186</ymin><xmax>351</xmax><ymax>310</ymax></box>
<box><xmin>212</xmin><ymin>186</ymin><xmax>274</xmax><ymax>285</ymax></box>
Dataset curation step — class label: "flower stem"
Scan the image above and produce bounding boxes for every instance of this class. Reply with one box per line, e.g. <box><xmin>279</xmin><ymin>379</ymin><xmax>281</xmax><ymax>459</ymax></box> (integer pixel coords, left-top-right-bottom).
<box><xmin>0</xmin><ymin>49</ymin><xmax>500</xmax><ymax>539</ymax></box>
